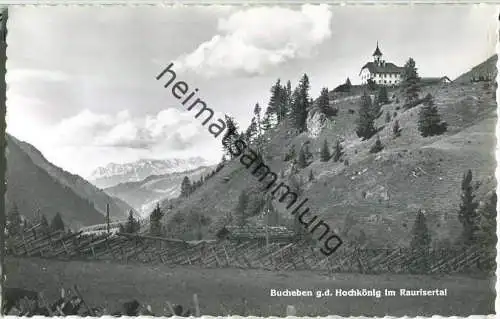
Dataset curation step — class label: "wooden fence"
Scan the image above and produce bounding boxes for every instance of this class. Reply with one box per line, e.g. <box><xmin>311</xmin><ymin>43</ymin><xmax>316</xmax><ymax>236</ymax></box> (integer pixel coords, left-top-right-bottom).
<box><xmin>5</xmin><ymin>224</ymin><xmax>495</xmax><ymax>275</ymax></box>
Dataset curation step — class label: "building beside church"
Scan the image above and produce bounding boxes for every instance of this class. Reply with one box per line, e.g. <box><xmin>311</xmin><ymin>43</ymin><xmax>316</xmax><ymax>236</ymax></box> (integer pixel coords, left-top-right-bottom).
<box><xmin>359</xmin><ymin>42</ymin><xmax>404</xmax><ymax>86</ymax></box>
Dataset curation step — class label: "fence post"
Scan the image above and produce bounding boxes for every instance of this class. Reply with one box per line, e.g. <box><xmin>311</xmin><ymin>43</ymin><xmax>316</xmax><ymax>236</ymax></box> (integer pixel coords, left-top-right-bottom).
<box><xmin>286</xmin><ymin>305</ymin><xmax>297</xmax><ymax>316</ymax></box>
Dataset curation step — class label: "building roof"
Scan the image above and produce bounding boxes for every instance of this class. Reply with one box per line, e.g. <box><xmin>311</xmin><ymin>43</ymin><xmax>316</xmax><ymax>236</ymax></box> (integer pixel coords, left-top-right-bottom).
<box><xmin>420</xmin><ymin>76</ymin><xmax>452</xmax><ymax>84</ymax></box>
<box><xmin>360</xmin><ymin>61</ymin><xmax>404</xmax><ymax>75</ymax></box>
<box><xmin>373</xmin><ymin>42</ymin><xmax>382</xmax><ymax>56</ymax></box>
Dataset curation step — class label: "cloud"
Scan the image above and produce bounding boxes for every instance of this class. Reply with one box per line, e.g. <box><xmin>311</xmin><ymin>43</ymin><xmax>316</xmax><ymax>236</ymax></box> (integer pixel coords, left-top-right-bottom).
<box><xmin>7</xmin><ymin>68</ymin><xmax>70</xmax><ymax>83</ymax></box>
<box><xmin>51</xmin><ymin>108</ymin><xmax>204</xmax><ymax>150</ymax></box>
<box><xmin>174</xmin><ymin>4</ymin><xmax>332</xmax><ymax>77</ymax></box>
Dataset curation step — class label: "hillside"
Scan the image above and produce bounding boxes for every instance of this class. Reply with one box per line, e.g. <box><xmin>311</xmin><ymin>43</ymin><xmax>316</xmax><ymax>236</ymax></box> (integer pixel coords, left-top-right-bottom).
<box><xmin>12</xmin><ymin>135</ymin><xmax>133</xmax><ymax>221</ymax></box>
<box><xmin>160</xmin><ymin>72</ymin><xmax>496</xmax><ymax>248</ymax></box>
<box><xmin>454</xmin><ymin>54</ymin><xmax>497</xmax><ymax>83</ymax></box>
<box><xmin>104</xmin><ymin>165</ymin><xmax>214</xmax><ymax>216</ymax></box>
<box><xmin>89</xmin><ymin>157</ymin><xmax>209</xmax><ymax>188</ymax></box>
<box><xmin>6</xmin><ymin>135</ymin><xmax>106</xmax><ymax>229</ymax></box>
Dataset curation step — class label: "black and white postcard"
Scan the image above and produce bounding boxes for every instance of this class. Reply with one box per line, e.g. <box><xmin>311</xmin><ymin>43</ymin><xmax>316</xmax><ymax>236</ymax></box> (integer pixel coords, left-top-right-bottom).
<box><xmin>0</xmin><ymin>4</ymin><xmax>497</xmax><ymax>317</ymax></box>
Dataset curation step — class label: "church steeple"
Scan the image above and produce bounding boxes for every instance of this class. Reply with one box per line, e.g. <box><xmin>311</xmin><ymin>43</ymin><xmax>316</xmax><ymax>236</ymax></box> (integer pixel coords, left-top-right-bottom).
<box><xmin>373</xmin><ymin>41</ymin><xmax>382</xmax><ymax>64</ymax></box>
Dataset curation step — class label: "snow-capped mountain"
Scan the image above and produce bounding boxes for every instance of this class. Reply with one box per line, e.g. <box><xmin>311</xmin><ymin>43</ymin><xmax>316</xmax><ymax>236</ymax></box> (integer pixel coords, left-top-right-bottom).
<box><xmin>89</xmin><ymin>157</ymin><xmax>209</xmax><ymax>188</ymax></box>
<box><xmin>104</xmin><ymin>165</ymin><xmax>214</xmax><ymax>217</ymax></box>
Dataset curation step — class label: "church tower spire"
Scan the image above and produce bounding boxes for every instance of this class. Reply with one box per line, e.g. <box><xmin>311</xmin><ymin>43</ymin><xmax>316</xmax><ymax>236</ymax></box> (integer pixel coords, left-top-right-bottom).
<box><xmin>373</xmin><ymin>41</ymin><xmax>382</xmax><ymax>64</ymax></box>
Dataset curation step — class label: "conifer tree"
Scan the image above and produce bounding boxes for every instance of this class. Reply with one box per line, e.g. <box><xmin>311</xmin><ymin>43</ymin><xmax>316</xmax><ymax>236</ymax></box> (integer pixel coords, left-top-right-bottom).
<box><xmin>40</xmin><ymin>214</ymin><xmax>49</xmax><ymax>229</ymax></box>
<box><xmin>291</xmin><ymin>74</ymin><xmax>311</xmax><ymax>133</ymax></box>
<box><xmin>409</xmin><ymin>210</ymin><xmax>431</xmax><ymax>273</ymax></box>
<box><xmin>284</xmin><ymin>145</ymin><xmax>296</xmax><ymax>162</ymax></box>
<box><xmin>284</xmin><ymin>80</ymin><xmax>293</xmax><ymax>113</ymax></box>
<box><xmin>261</xmin><ymin>194</ymin><xmax>278</xmax><ymax>227</ymax></box>
<box><xmin>418</xmin><ymin>94</ymin><xmax>446</xmax><ymax>137</ymax></box>
<box><xmin>458</xmin><ymin>170</ymin><xmax>480</xmax><ymax>245</ymax></box>
<box><xmin>318</xmin><ymin>87</ymin><xmax>330</xmax><ymax>116</ymax></box>
<box><xmin>401</xmin><ymin>58</ymin><xmax>421</xmax><ymax>107</ymax></box>
<box><xmin>149</xmin><ymin>203</ymin><xmax>164</xmax><ymax>236</ymax></box>
<box><xmin>367</xmin><ymin>78</ymin><xmax>377</xmax><ymax>91</ymax></box>
<box><xmin>235</xmin><ymin>191</ymin><xmax>249</xmax><ymax>226</ymax></box>
<box><xmin>378</xmin><ymin>86</ymin><xmax>389</xmax><ymax>105</ymax></box>
<box><xmin>268</xmin><ymin>79</ymin><xmax>282</xmax><ymax>123</ymax></box>
<box><xmin>245</xmin><ymin>117</ymin><xmax>257</xmax><ymax>143</ymax></box>
<box><xmin>345</xmin><ymin>77</ymin><xmax>352</xmax><ymax>90</ymax></box>
<box><xmin>333</xmin><ymin>140</ymin><xmax>344</xmax><ymax>162</ymax></box>
<box><xmin>308</xmin><ymin>169</ymin><xmax>314</xmax><ymax>182</ymax></box>
<box><xmin>371</xmin><ymin>99</ymin><xmax>382</xmax><ymax>119</ymax></box>
<box><xmin>261</xmin><ymin>108</ymin><xmax>273</xmax><ymax>132</ymax></box>
<box><xmin>369</xmin><ymin>136</ymin><xmax>384</xmax><ymax>153</ymax></box>
<box><xmin>297</xmin><ymin>148</ymin><xmax>309</xmax><ymax>168</ymax></box>
<box><xmin>253</xmin><ymin>103</ymin><xmax>262</xmax><ymax>136</ymax></box>
<box><xmin>6</xmin><ymin>202</ymin><xmax>21</xmax><ymax>236</ymax></box>
<box><xmin>180</xmin><ymin>176</ymin><xmax>192</xmax><ymax>198</ymax></box>
<box><xmin>320</xmin><ymin>139</ymin><xmax>331</xmax><ymax>162</ymax></box>
<box><xmin>50</xmin><ymin>212</ymin><xmax>65</xmax><ymax>231</ymax></box>
<box><xmin>126</xmin><ymin>210</ymin><xmax>140</xmax><ymax>233</ymax></box>
<box><xmin>393</xmin><ymin>120</ymin><xmax>402</xmax><ymax>138</ymax></box>
<box><xmin>222</xmin><ymin>115</ymin><xmax>240</xmax><ymax>157</ymax></box>
<box><xmin>478</xmin><ymin>192</ymin><xmax>497</xmax><ymax>248</ymax></box>
<box><xmin>410</xmin><ymin>210</ymin><xmax>431</xmax><ymax>251</ymax></box>
<box><xmin>355</xmin><ymin>91</ymin><xmax>377</xmax><ymax>140</ymax></box>
<box><xmin>252</xmin><ymin>103</ymin><xmax>263</xmax><ymax>152</ymax></box>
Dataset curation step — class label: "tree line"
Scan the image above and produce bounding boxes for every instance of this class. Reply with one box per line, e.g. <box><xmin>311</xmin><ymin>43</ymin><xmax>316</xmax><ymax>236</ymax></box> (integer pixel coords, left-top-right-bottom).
<box><xmin>6</xmin><ymin>204</ymin><xmax>67</xmax><ymax>237</ymax></box>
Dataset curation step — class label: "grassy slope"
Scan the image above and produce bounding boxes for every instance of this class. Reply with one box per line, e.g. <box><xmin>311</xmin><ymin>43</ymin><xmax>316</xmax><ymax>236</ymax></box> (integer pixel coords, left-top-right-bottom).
<box><xmin>454</xmin><ymin>54</ymin><xmax>497</xmax><ymax>83</ymax></box>
<box><xmin>11</xmin><ymin>135</ymin><xmax>133</xmax><ymax>220</ymax></box>
<box><xmin>161</xmin><ymin>81</ymin><xmax>496</xmax><ymax>247</ymax></box>
<box><xmin>6</xmin><ymin>135</ymin><xmax>105</xmax><ymax>229</ymax></box>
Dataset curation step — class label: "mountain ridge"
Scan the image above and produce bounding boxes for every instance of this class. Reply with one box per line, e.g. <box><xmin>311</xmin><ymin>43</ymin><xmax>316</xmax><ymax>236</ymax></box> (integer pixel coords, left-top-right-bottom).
<box><xmin>11</xmin><ymin>135</ymin><xmax>133</xmax><ymax>221</ymax></box>
<box><xmin>89</xmin><ymin>157</ymin><xmax>210</xmax><ymax>189</ymax></box>
<box><xmin>104</xmin><ymin>165</ymin><xmax>215</xmax><ymax>216</ymax></box>
<box><xmin>6</xmin><ymin>135</ymin><xmax>107</xmax><ymax>229</ymax></box>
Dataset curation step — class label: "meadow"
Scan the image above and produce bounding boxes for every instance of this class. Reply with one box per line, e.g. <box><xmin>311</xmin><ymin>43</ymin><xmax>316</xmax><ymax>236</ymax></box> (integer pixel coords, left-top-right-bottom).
<box><xmin>5</xmin><ymin>256</ymin><xmax>495</xmax><ymax>316</ymax></box>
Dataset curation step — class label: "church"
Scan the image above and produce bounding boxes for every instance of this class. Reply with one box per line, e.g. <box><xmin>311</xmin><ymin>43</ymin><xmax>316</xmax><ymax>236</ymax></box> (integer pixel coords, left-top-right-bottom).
<box><xmin>359</xmin><ymin>43</ymin><xmax>404</xmax><ymax>86</ymax></box>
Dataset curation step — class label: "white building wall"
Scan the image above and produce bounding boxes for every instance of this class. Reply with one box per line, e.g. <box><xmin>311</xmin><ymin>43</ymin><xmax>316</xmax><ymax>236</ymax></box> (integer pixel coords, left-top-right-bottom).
<box><xmin>360</xmin><ymin>68</ymin><xmax>403</xmax><ymax>86</ymax></box>
<box><xmin>360</xmin><ymin>68</ymin><xmax>371</xmax><ymax>84</ymax></box>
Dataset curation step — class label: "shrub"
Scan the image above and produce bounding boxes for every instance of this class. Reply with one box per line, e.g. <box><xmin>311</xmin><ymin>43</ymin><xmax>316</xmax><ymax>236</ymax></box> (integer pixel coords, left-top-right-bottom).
<box><xmin>385</xmin><ymin>111</ymin><xmax>391</xmax><ymax>123</ymax></box>
<box><xmin>369</xmin><ymin>136</ymin><xmax>384</xmax><ymax>153</ymax></box>
<box><xmin>378</xmin><ymin>86</ymin><xmax>390</xmax><ymax>105</ymax></box>
<box><xmin>392</xmin><ymin>120</ymin><xmax>402</xmax><ymax>138</ymax></box>
<box><xmin>333</xmin><ymin>140</ymin><xmax>344</xmax><ymax>162</ymax></box>
<box><xmin>283</xmin><ymin>146</ymin><xmax>296</xmax><ymax>162</ymax></box>
<box><xmin>320</xmin><ymin>139</ymin><xmax>331</xmax><ymax>162</ymax></box>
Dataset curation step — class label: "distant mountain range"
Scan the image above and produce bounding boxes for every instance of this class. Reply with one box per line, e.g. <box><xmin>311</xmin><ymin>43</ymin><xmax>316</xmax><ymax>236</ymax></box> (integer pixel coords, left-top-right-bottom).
<box><xmin>6</xmin><ymin>135</ymin><xmax>134</xmax><ymax>229</ymax></box>
<box><xmin>89</xmin><ymin>157</ymin><xmax>209</xmax><ymax>189</ymax></box>
<box><xmin>104</xmin><ymin>165</ymin><xmax>214</xmax><ymax>216</ymax></box>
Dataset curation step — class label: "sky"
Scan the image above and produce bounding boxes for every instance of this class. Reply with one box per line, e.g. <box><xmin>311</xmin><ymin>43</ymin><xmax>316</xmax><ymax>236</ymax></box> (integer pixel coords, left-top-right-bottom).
<box><xmin>5</xmin><ymin>4</ymin><xmax>497</xmax><ymax>178</ymax></box>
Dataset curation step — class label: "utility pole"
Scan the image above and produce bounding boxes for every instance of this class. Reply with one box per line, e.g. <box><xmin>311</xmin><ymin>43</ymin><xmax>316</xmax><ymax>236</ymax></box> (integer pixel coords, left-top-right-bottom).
<box><xmin>265</xmin><ymin>208</ymin><xmax>269</xmax><ymax>248</ymax></box>
<box><xmin>106</xmin><ymin>203</ymin><xmax>110</xmax><ymax>234</ymax></box>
